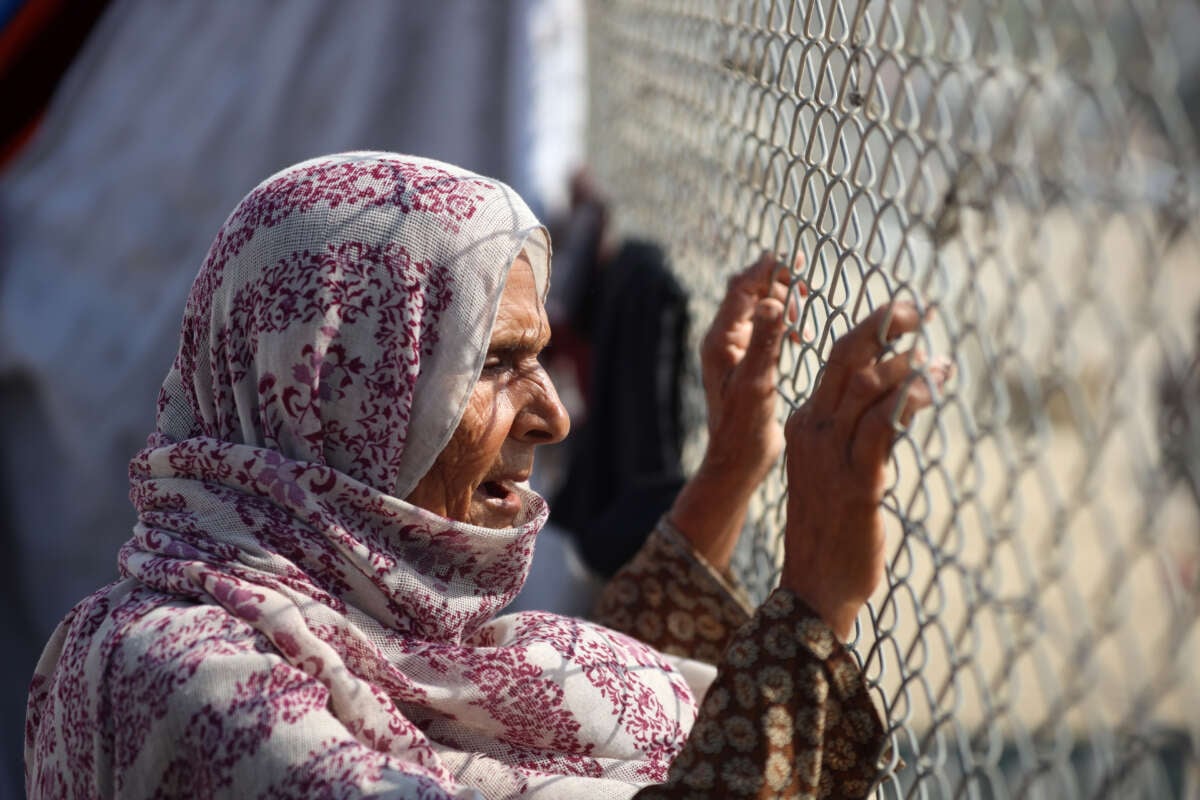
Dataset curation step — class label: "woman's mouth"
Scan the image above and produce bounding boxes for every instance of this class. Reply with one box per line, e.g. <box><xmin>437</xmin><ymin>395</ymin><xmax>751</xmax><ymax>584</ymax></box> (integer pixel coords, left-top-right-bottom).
<box><xmin>481</xmin><ymin>480</ymin><xmax>509</xmax><ymax>499</ymax></box>
<box><xmin>474</xmin><ymin>479</ymin><xmax>523</xmax><ymax>522</ymax></box>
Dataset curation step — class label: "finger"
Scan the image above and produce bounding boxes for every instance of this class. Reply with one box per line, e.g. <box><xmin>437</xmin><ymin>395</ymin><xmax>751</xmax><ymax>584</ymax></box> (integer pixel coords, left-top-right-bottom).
<box><xmin>789</xmin><ymin>253</ymin><xmax>810</xmax><ymax>335</ymax></box>
<box><xmin>739</xmin><ymin>298</ymin><xmax>787</xmax><ymax>393</ymax></box>
<box><xmin>835</xmin><ymin>349</ymin><xmax>925</xmax><ymax>433</ymax></box>
<box><xmin>712</xmin><ymin>252</ymin><xmax>785</xmax><ymax>330</ymax></box>
<box><xmin>895</xmin><ymin>356</ymin><xmax>953</xmax><ymax>427</ymax></box>
<box><xmin>783</xmin><ymin>280</ymin><xmax>810</xmax><ymax>344</ymax></box>
<box><xmin>704</xmin><ymin>254</ymin><xmax>789</xmax><ymax>370</ymax></box>
<box><xmin>847</xmin><ymin>384</ymin><xmax>909</xmax><ymax>473</ymax></box>
<box><xmin>922</xmin><ymin>354</ymin><xmax>954</xmax><ymax>391</ymax></box>
<box><xmin>850</xmin><ymin>363</ymin><xmax>948</xmax><ymax>468</ymax></box>
<box><xmin>767</xmin><ymin>272</ymin><xmax>790</xmax><ymax>304</ymax></box>
<box><xmin>792</xmin><ymin>291</ymin><xmax>816</xmax><ymax>343</ymax></box>
<box><xmin>812</xmin><ymin>302</ymin><xmax>923</xmax><ymax>416</ymax></box>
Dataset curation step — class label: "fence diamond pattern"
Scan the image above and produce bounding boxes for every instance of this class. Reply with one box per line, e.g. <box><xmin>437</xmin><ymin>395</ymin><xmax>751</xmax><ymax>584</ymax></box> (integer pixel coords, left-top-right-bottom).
<box><xmin>587</xmin><ymin>1</ymin><xmax>1200</xmax><ymax>796</ymax></box>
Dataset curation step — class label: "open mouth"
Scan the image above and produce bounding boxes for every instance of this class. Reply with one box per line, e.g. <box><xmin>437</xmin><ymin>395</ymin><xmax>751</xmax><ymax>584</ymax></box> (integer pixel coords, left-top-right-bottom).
<box><xmin>475</xmin><ymin>479</ymin><xmax>524</xmax><ymax>523</ymax></box>
<box><xmin>481</xmin><ymin>480</ymin><xmax>510</xmax><ymax>500</ymax></box>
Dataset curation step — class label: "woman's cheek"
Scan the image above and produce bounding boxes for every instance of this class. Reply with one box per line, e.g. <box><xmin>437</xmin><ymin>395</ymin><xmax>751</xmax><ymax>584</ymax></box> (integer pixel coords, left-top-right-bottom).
<box><xmin>456</xmin><ymin>385</ymin><xmax>512</xmax><ymax>469</ymax></box>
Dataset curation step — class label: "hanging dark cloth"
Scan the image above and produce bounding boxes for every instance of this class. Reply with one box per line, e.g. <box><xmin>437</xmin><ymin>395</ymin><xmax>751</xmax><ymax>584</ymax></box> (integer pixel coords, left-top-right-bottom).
<box><xmin>0</xmin><ymin>0</ymin><xmax>112</xmax><ymax>168</ymax></box>
<box><xmin>550</xmin><ymin>239</ymin><xmax>688</xmax><ymax>577</ymax></box>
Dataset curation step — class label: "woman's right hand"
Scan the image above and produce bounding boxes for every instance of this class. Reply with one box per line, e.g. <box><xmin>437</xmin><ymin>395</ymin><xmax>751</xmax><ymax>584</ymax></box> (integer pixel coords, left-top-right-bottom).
<box><xmin>780</xmin><ymin>302</ymin><xmax>952</xmax><ymax>640</ymax></box>
<box><xmin>666</xmin><ymin>253</ymin><xmax>798</xmax><ymax>571</ymax></box>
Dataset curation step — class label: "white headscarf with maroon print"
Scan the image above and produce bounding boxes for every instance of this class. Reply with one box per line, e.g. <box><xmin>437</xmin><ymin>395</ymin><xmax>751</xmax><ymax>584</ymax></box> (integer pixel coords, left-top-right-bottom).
<box><xmin>25</xmin><ymin>154</ymin><xmax>701</xmax><ymax>799</ymax></box>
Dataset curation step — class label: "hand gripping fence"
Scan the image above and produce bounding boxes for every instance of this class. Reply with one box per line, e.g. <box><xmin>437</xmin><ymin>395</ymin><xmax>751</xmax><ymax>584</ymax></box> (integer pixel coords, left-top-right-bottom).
<box><xmin>586</xmin><ymin>1</ymin><xmax>1200</xmax><ymax>797</ymax></box>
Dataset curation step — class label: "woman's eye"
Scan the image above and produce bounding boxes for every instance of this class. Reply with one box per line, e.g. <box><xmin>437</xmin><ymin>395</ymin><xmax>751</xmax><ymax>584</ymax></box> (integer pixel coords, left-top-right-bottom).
<box><xmin>483</xmin><ymin>351</ymin><xmax>518</xmax><ymax>373</ymax></box>
<box><xmin>484</xmin><ymin>348</ymin><xmax>547</xmax><ymax>375</ymax></box>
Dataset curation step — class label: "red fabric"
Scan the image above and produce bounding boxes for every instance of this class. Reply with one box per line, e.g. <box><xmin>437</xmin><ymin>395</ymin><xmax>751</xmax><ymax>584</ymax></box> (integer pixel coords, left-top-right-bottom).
<box><xmin>0</xmin><ymin>0</ymin><xmax>110</xmax><ymax>169</ymax></box>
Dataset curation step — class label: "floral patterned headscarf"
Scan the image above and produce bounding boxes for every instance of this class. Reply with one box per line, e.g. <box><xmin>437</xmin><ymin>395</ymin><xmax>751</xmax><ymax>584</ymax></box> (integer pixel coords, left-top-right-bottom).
<box><xmin>159</xmin><ymin>150</ymin><xmax>552</xmax><ymax>500</ymax></box>
<box><xmin>26</xmin><ymin>154</ymin><xmax>700</xmax><ymax>798</ymax></box>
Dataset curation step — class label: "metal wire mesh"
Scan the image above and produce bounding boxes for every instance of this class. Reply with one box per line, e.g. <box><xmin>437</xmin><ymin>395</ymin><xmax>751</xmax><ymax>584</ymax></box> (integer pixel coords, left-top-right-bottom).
<box><xmin>586</xmin><ymin>0</ymin><xmax>1200</xmax><ymax>796</ymax></box>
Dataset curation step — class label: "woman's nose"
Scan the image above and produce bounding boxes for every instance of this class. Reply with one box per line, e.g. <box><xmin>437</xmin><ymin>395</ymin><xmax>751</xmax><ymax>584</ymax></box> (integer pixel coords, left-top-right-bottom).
<box><xmin>514</xmin><ymin>368</ymin><xmax>571</xmax><ymax>445</ymax></box>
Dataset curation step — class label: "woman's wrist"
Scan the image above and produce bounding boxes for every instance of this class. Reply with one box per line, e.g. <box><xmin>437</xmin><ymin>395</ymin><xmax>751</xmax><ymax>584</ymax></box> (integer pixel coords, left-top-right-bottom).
<box><xmin>779</xmin><ymin>561</ymin><xmax>860</xmax><ymax>641</ymax></box>
<box><xmin>698</xmin><ymin>436</ymin><xmax>776</xmax><ymax>493</ymax></box>
<box><xmin>666</xmin><ymin>455</ymin><xmax>760</xmax><ymax>570</ymax></box>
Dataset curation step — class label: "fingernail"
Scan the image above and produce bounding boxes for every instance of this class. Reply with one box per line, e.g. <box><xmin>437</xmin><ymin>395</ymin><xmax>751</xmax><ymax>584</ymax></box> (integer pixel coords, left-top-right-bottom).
<box><xmin>912</xmin><ymin>348</ymin><xmax>927</xmax><ymax>366</ymax></box>
<box><xmin>756</xmin><ymin>302</ymin><xmax>783</xmax><ymax>325</ymax></box>
<box><xmin>803</xmin><ymin>323</ymin><xmax>815</xmax><ymax>342</ymax></box>
<box><xmin>929</xmin><ymin>355</ymin><xmax>954</xmax><ymax>381</ymax></box>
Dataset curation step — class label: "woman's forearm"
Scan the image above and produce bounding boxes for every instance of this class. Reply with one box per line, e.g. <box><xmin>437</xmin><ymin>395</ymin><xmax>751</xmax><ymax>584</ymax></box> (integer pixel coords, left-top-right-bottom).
<box><xmin>666</xmin><ymin>451</ymin><xmax>763</xmax><ymax>572</ymax></box>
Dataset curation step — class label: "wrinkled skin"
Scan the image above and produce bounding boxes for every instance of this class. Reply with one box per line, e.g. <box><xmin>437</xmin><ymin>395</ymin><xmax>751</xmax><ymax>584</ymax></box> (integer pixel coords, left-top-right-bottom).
<box><xmin>666</xmin><ymin>253</ymin><xmax>801</xmax><ymax>570</ymax></box>
<box><xmin>671</xmin><ymin>252</ymin><xmax>951</xmax><ymax>640</ymax></box>
<box><xmin>413</xmin><ymin>248</ymin><xmax>950</xmax><ymax>640</ymax></box>
<box><xmin>407</xmin><ymin>253</ymin><xmax>569</xmax><ymax>528</ymax></box>
<box><xmin>780</xmin><ymin>300</ymin><xmax>951</xmax><ymax>639</ymax></box>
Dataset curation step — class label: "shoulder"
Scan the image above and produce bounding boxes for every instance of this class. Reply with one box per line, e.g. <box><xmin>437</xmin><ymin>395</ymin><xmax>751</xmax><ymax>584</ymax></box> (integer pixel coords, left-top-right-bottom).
<box><xmin>104</xmin><ymin>584</ymin><xmax>274</xmax><ymax>670</ymax></box>
<box><xmin>29</xmin><ymin>582</ymin><xmax>318</xmax><ymax>798</ymax></box>
<box><xmin>55</xmin><ymin>581</ymin><xmax>298</xmax><ymax>729</ymax></box>
<box><xmin>83</xmin><ymin>584</ymin><xmax>320</xmax><ymax>730</ymax></box>
<box><xmin>49</xmin><ymin>580</ymin><xmax>280</xmax><ymax>698</ymax></box>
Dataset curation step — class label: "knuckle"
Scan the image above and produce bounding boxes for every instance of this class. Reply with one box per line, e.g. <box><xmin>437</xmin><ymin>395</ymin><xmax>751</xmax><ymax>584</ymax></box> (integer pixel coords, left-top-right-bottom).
<box><xmin>827</xmin><ymin>332</ymin><xmax>856</xmax><ymax>362</ymax></box>
<box><xmin>848</xmin><ymin>369</ymin><xmax>881</xmax><ymax>398</ymax></box>
<box><xmin>749</xmin><ymin>374</ymin><xmax>777</xmax><ymax>396</ymax></box>
<box><xmin>903</xmin><ymin>380</ymin><xmax>927</xmax><ymax>402</ymax></box>
<box><xmin>902</xmin><ymin>385</ymin><xmax>932</xmax><ymax>417</ymax></box>
<box><xmin>858</xmin><ymin>404</ymin><xmax>890</xmax><ymax>434</ymax></box>
<box><xmin>759</xmin><ymin>295</ymin><xmax>786</xmax><ymax>317</ymax></box>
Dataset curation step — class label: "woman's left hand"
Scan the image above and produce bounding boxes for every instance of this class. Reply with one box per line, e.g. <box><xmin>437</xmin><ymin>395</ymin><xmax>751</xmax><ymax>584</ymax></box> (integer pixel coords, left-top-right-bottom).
<box><xmin>667</xmin><ymin>253</ymin><xmax>800</xmax><ymax>569</ymax></box>
<box><xmin>779</xmin><ymin>302</ymin><xmax>951</xmax><ymax>639</ymax></box>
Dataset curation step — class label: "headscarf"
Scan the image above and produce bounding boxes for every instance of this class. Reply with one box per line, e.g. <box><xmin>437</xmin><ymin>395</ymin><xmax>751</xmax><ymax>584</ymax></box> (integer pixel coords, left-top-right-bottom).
<box><xmin>25</xmin><ymin>153</ymin><xmax>701</xmax><ymax>798</ymax></box>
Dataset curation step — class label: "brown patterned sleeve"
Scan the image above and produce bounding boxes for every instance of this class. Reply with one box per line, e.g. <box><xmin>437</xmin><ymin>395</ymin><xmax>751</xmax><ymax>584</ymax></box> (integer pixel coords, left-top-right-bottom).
<box><xmin>591</xmin><ymin>517</ymin><xmax>755</xmax><ymax>663</ymax></box>
<box><xmin>635</xmin><ymin>588</ymin><xmax>890</xmax><ymax>800</ymax></box>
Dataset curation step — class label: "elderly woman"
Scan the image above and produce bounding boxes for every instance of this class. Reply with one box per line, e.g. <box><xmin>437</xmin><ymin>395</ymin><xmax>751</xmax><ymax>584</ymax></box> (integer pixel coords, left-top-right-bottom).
<box><xmin>25</xmin><ymin>153</ymin><xmax>948</xmax><ymax>799</ymax></box>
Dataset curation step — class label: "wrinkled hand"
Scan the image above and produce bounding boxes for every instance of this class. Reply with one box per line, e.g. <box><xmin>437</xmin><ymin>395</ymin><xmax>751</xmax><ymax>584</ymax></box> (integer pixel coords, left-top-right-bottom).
<box><xmin>699</xmin><ymin>252</ymin><xmax>799</xmax><ymax>491</ymax></box>
<box><xmin>781</xmin><ymin>302</ymin><xmax>952</xmax><ymax>640</ymax></box>
<box><xmin>668</xmin><ymin>253</ymin><xmax>800</xmax><ymax>569</ymax></box>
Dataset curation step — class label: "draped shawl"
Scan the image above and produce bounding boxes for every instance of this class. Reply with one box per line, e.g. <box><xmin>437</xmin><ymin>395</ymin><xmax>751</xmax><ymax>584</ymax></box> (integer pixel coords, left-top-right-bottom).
<box><xmin>25</xmin><ymin>153</ymin><xmax>705</xmax><ymax>799</ymax></box>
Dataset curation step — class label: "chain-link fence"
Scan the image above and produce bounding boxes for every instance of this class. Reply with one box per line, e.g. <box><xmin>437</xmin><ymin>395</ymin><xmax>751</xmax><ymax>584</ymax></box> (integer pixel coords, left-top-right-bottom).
<box><xmin>586</xmin><ymin>0</ymin><xmax>1200</xmax><ymax>796</ymax></box>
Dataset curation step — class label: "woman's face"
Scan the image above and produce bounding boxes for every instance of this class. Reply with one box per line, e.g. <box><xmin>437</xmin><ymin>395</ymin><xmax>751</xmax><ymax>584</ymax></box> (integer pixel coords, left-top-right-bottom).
<box><xmin>407</xmin><ymin>253</ymin><xmax>570</xmax><ymax>528</ymax></box>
